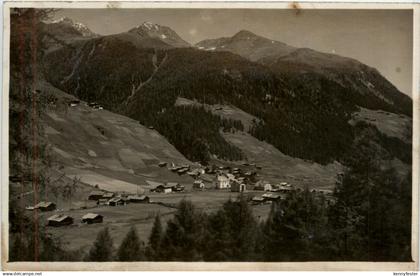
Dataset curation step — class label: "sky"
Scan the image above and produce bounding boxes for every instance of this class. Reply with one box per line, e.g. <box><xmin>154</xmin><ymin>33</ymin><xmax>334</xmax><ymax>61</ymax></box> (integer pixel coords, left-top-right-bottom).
<box><xmin>55</xmin><ymin>9</ymin><xmax>413</xmax><ymax>97</ymax></box>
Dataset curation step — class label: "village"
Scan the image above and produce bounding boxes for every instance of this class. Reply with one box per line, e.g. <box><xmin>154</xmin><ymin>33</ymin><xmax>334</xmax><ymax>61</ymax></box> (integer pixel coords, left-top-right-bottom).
<box><xmin>22</xmin><ymin>160</ymin><xmax>334</xmax><ymax>228</ymax></box>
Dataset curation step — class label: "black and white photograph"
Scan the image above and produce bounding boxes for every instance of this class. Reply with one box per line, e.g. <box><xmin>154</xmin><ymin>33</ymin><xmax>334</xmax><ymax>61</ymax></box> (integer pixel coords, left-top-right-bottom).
<box><xmin>2</xmin><ymin>2</ymin><xmax>419</xmax><ymax>271</ymax></box>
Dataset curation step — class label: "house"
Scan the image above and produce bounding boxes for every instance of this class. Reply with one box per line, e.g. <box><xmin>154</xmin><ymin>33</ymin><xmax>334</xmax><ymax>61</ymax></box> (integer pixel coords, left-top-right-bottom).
<box><xmin>216</xmin><ymin>175</ymin><xmax>230</xmax><ymax>189</ymax></box>
<box><xmin>251</xmin><ymin>196</ymin><xmax>265</xmax><ymax>205</ymax></box>
<box><xmin>171</xmin><ymin>183</ymin><xmax>185</xmax><ymax>192</ymax></box>
<box><xmin>275</xmin><ymin>183</ymin><xmax>294</xmax><ymax>193</ymax></box>
<box><xmin>262</xmin><ymin>193</ymin><xmax>282</xmax><ymax>201</ymax></box>
<box><xmin>97</xmin><ymin>199</ymin><xmax>109</xmax><ymax>206</ymax></box>
<box><xmin>34</xmin><ymin>201</ymin><xmax>56</xmax><ymax>212</ymax></box>
<box><xmin>81</xmin><ymin>213</ymin><xmax>103</xmax><ymax>224</ymax></box>
<box><xmin>102</xmin><ymin>192</ymin><xmax>115</xmax><ymax>199</ymax></box>
<box><xmin>231</xmin><ymin>181</ymin><xmax>246</xmax><ymax>192</ymax></box>
<box><xmin>158</xmin><ymin>162</ymin><xmax>167</xmax><ymax>167</ymax></box>
<box><xmin>193</xmin><ymin>180</ymin><xmax>205</xmax><ymax>190</ymax></box>
<box><xmin>108</xmin><ymin>197</ymin><xmax>125</xmax><ymax>206</ymax></box>
<box><xmin>127</xmin><ymin>195</ymin><xmax>150</xmax><ymax>203</ymax></box>
<box><xmin>177</xmin><ymin>168</ymin><xmax>189</xmax><ymax>175</ymax></box>
<box><xmin>88</xmin><ymin>191</ymin><xmax>104</xmax><ymax>201</ymax></box>
<box><xmin>255</xmin><ymin>181</ymin><xmax>272</xmax><ymax>191</ymax></box>
<box><xmin>47</xmin><ymin>214</ymin><xmax>73</xmax><ymax>227</ymax></box>
<box><xmin>153</xmin><ymin>185</ymin><xmax>172</xmax><ymax>194</ymax></box>
<box><xmin>68</xmin><ymin>100</ymin><xmax>80</xmax><ymax>107</ymax></box>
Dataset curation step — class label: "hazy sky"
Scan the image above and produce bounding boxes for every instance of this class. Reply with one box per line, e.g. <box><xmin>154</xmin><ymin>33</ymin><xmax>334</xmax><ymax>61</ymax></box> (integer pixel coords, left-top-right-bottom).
<box><xmin>55</xmin><ymin>9</ymin><xmax>413</xmax><ymax>96</ymax></box>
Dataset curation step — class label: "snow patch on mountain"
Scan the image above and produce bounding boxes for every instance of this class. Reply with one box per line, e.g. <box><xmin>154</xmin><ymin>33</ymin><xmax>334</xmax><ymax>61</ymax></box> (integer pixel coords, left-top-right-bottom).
<box><xmin>48</xmin><ymin>17</ymin><xmax>98</xmax><ymax>37</ymax></box>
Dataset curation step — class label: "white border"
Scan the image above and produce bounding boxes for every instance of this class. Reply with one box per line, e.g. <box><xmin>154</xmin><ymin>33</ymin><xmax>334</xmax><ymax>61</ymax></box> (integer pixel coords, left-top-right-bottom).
<box><xmin>1</xmin><ymin>1</ymin><xmax>419</xmax><ymax>271</ymax></box>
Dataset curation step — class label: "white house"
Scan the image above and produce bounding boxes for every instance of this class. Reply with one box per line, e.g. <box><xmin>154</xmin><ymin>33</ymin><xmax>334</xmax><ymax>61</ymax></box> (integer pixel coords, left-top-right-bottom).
<box><xmin>216</xmin><ymin>175</ymin><xmax>230</xmax><ymax>189</ymax></box>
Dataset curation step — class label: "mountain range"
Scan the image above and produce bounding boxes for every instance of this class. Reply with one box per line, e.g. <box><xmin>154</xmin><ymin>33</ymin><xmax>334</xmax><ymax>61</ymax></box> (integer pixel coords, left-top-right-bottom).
<box><xmin>40</xmin><ymin>19</ymin><xmax>412</xmax><ymax>186</ymax></box>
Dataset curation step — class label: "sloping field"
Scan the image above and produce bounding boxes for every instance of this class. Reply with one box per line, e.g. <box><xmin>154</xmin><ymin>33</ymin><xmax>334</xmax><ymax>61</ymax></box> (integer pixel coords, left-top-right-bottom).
<box><xmin>39</xmin><ymin>81</ymin><xmax>193</xmax><ymax>197</ymax></box>
<box><xmin>175</xmin><ymin>97</ymin><xmax>259</xmax><ymax>130</ymax></box>
<box><xmin>350</xmin><ymin>107</ymin><xmax>412</xmax><ymax>143</ymax></box>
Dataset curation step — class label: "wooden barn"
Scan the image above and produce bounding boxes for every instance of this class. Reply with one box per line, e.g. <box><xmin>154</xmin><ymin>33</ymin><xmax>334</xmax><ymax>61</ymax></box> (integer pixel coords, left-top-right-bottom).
<box><xmin>262</xmin><ymin>193</ymin><xmax>282</xmax><ymax>202</ymax></box>
<box><xmin>153</xmin><ymin>185</ymin><xmax>172</xmax><ymax>194</ymax></box>
<box><xmin>47</xmin><ymin>214</ymin><xmax>73</xmax><ymax>227</ymax></box>
<box><xmin>251</xmin><ymin>196</ymin><xmax>265</xmax><ymax>205</ymax></box>
<box><xmin>108</xmin><ymin>197</ymin><xmax>125</xmax><ymax>206</ymax></box>
<box><xmin>34</xmin><ymin>201</ymin><xmax>56</xmax><ymax>212</ymax></box>
<box><xmin>169</xmin><ymin>183</ymin><xmax>185</xmax><ymax>192</ymax></box>
<box><xmin>81</xmin><ymin>213</ymin><xmax>103</xmax><ymax>224</ymax></box>
<box><xmin>88</xmin><ymin>191</ymin><xmax>104</xmax><ymax>201</ymax></box>
<box><xmin>254</xmin><ymin>181</ymin><xmax>272</xmax><ymax>191</ymax></box>
<box><xmin>102</xmin><ymin>192</ymin><xmax>115</xmax><ymax>199</ymax></box>
<box><xmin>193</xmin><ymin>180</ymin><xmax>205</xmax><ymax>190</ymax></box>
<box><xmin>127</xmin><ymin>195</ymin><xmax>150</xmax><ymax>203</ymax></box>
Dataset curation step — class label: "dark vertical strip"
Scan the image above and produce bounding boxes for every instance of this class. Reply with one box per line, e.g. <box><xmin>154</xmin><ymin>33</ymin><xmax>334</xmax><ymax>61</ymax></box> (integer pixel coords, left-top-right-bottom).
<box><xmin>17</xmin><ymin>12</ymin><xmax>26</xmax><ymax>244</ymax></box>
<box><xmin>30</xmin><ymin>10</ymin><xmax>39</xmax><ymax>262</ymax></box>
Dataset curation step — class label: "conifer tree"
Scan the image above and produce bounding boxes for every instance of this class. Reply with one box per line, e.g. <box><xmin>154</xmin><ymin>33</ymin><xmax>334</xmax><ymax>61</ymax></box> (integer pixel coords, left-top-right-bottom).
<box><xmin>117</xmin><ymin>226</ymin><xmax>145</xmax><ymax>261</ymax></box>
<box><xmin>204</xmin><ymin>196</ymin><xmax>258</xmax><ymax>261</ymax></box>
<box><xmin>88</xmin><ymin>227</ymin><xmax>114</xmax><ymax>261</ymax></box>
<box><xmin>160</xmin><ymin>199</ymin><xmax>205</xmax><ymax>261</ymax></box>
<box><xmin>146</xmin><ymin>214</ymin><xmax>163</xmax><ymax>261</ymax></box>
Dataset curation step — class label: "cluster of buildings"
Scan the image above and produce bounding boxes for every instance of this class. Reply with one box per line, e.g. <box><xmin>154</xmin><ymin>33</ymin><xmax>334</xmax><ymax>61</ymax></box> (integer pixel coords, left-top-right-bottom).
<box><xmin>88</xmin><ymin>191</ymin><xmax>150</xmax><ymax>205</ymax></box>
<box><xmin>151</xmin><ymin>182</ymin><xmax>185</xmax><ymax>193</ymax></box>
<box><xmin>25</xmin><ymin>200</ymin><xmax>105</xmax><ymax>227</ymax></box>
<box><xmin>67</xmin><ymin>100</ymin><xmax>103</xmax><ymax>110</ymax></box>
<box><xmin>47</xmin><ymin>212</ymin><xmax>104</xmax><ymax>227</ymax></box>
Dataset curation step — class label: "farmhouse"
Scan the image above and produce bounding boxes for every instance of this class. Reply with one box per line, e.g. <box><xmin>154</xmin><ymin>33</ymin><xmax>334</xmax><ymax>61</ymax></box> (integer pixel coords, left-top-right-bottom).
<box><xmin>254</xmin><ymin>181</ymin><xmax>272</xmax><ymax>191</ymax></box>
<box><xmin>231</xmin><ymin>181</ymin><xmax>246</xmax><ymax>192</ymax></box>
<box><xmin>81</xmin><ymin>213</ymin><xmax>103</xmax><ymax>224</ymax></box>
<box><xmin>216</xmin><ymin>175</ymin><xmax>230</xmax><ymax>189</ymax></box>
<box><xmin>177</xmin><ymin>168</ymin><xmax>189</xmax><ymax>175</ymax></box>
<box><xmin>154</xmin><ymin>185</ymin><xmax>173</xmax><ymax>194</ymax></box>
<box><xmin>262</xmin><ymin>193</ymin><xmax>282</xmax><ymax>202</ymax></box>
<box><xmin>47</xmin><ymin>214</ymin><xmax>73</xmax><ymax>227</ymax></box>
<box><xmin>193</xmin><ymin>180</ymin><xmax>205</xmax><ymax>190</ymax></box>
<box><xmin>34</xmin><ymin>201</ymin><xmax>56</xmax><ymax>212</ymax></box>
<box><xmin>88</xmin><ymin>191</ymin><xmax>104</xmax><ymax>201</ymax></box>
<box><xmin>108</xmin><ymin>197</ymin><xmax>125</xmax><ymax>206</ymax></box>
<box><xmin>251</xmin><ymin>196</ymin><xmax>265</xmax><ymax>205</ymax></box>
<box><xmin>97</xmin><ymin>199</ymin><xmax>109</xmax><ymax>206</ymax></box>
<box><xmin>102</xmin><ymin>192</ymin><xmax>115</xmax><ymax>199</ymax></box>
<box><xmin>68</xmin><ymin>100</ymin><xmax>80</xmax><ymax>107</ymax></box>
<box><xmin>171</xmin><ymin>183</ymin><xmax>185</xmax><ymax>192</ymax></box>
<box><xmin>127</xmin><ymin>195</ymin><xmax>150</xmax><ymax>203</ymax></box>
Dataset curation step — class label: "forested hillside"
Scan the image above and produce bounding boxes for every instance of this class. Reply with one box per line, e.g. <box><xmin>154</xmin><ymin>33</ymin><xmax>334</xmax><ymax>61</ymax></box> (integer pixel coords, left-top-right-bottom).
<box><xmin>43</xmin><ymin>36</ymin><xmax>412</xmax><ymax>166</ymax></box>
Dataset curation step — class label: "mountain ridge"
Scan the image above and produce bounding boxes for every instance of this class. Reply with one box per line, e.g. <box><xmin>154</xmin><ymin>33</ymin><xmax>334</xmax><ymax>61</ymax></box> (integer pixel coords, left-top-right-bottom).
<box><xmin>42</xmin><ymin>20</ymin><xmax>412</xmax><ymax>169</ymax></box>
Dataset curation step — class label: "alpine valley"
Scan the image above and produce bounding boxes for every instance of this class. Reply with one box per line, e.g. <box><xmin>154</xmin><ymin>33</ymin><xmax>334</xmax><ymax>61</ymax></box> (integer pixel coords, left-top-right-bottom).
<box><xmin>9</xmin><ymin>11</ymin><xmax>413</xmax><ymax>262</ymax></box>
